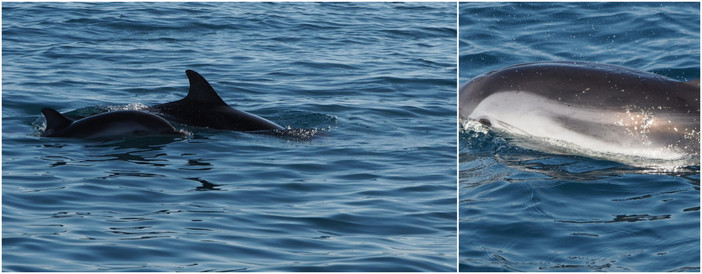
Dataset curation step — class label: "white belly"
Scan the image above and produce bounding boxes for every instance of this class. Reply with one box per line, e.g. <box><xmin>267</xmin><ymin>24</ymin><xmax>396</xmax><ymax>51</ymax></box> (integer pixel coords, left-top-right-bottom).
<box><xmin>465</xmin><ymin>91</ymin><xmax>689</xmax><ymax>162</ymax></box>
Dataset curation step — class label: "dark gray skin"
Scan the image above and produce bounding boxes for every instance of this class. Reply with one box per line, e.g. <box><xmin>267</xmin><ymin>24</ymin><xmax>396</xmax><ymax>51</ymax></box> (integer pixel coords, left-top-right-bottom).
<box><xmin>41</xmin><ymin>108</ymin><xmax>180</xmax><ymax>138</ymax></box>
<box><xmin>151</xmin><ymin>70</ymin><xmax>284</xmax><ymax>132</ymax></box>
<box><xmin>460</xmin><ymin>61</ymin><xmax>699</xmax><ymax>119</ymax></box>
<box><xmin>459</xmin><ymin>61</ymin><xmax>700</xmax><ymax>159</ymax></box>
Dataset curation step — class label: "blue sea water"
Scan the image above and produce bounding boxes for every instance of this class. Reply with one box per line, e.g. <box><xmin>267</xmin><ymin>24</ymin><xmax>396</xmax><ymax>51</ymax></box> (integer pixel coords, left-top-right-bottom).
<box><xmin>459</xmin><ymin>2</ymin><xmax>700</xmax><ymax>272</ymax></box>
<box><xmin>2</xmin><ymin>2</ymin><xmax>457</xmax><ymax>271</ymax></box>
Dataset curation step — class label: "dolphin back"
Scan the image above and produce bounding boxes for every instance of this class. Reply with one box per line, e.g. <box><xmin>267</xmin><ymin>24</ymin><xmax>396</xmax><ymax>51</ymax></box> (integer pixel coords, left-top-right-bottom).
<box><xmin>41</xmin><ymin>109</ymin><xmax>180</xmax><ymax>138</ymax></box>
<box><xmin>151</xmin><ymin>70</ymin><xmax>284</xmax><ymax>131</ymax></box>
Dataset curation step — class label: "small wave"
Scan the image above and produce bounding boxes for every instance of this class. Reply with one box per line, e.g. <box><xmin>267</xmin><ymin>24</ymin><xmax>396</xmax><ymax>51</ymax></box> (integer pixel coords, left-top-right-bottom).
<box><xmin>268</xmin><ymin>127</ymin><xmax>328</xmax><ymax>141</ymax></box>
<box><xmin>289</xmin><ymin>61</ymin><xmax>360</xmax><ymax>71</ymax></box>
<box><xmin>273</xmin><ymin>110</ymin><xmax>338</xmax><ymax>130</ymax></box>
<box><xmin>107</xmin><ymin>103</ymin><xmax>150</xmax><ymax>112</ymax></box>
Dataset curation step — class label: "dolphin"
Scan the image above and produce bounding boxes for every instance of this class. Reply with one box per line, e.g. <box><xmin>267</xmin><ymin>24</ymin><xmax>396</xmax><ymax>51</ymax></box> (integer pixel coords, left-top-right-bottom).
<box><xmin>41</xmin><ymin>108</ymin><xmax>181</xmax><ymax>138</ymax></box>
<box><xmin>151</xmin><ymin>70</ymin><xmax>284</xmax><ymax>131</ymax></box>
<box><xmin>459</xmin><ymin>61</ymin><xmax>700</xmax><ymax>161</ymax></box>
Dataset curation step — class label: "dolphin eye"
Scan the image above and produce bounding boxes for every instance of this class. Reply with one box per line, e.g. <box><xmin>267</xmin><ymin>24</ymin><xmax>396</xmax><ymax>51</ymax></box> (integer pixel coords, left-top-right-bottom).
<box><xmin>478</xmin><ymin>118</ymin><xmax>492</xmax><ymax>127</ymax></box>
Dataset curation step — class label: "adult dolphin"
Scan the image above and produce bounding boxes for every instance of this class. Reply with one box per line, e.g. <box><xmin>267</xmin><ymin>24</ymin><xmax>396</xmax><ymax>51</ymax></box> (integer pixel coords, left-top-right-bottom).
<box><xmin>459</xmin><ymin>61</ymin><xmax>700</xmax><ymax>161</ymax></box>
<box><xmin>151</xmin><ymin>70</ymin><xmax>284</xmax><ymax>131</ymax></box>
<box><xmin>41</xmin><ymin>108</ymin><xmax>181</xmax><ymax>138</ymax></box>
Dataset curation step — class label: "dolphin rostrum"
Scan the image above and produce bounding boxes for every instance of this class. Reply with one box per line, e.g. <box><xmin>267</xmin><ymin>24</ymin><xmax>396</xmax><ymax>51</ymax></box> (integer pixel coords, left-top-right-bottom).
<box><xmin>459</xmin><ymin>61</ymin><xmax>700</xmax><ymax>162</ymax></box>
<box><xmin>41</xmin><ymin>108</ymin><xmax>181</xmax><ymax>138</ymax></box>
<box><xmin>151</xmin><ymin>70</ymin><xmax>284</xmax><ymax>131</ymax></box>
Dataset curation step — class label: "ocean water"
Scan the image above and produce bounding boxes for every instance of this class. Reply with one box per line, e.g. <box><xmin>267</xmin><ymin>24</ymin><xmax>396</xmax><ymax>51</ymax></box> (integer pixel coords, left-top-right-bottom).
<box><xmin>2</xmin><ymin>2</ymin><xmax>457</xmax><ymax>271</ymax></box>
<box><xmin>459</xmin><ymin>2</ymin><xmax>700</xmax><ymax>272</ymax></box>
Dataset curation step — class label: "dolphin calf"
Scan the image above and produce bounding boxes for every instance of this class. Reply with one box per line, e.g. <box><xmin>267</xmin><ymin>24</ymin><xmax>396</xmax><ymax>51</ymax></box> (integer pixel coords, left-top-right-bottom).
<box><xmin>151</xmin><ymin>70</ymin><xmax>284</xmax><ymax>131</ymax></box>
<box><xmin>459</xmin><ymin>61</ymin><xmax>700</xmax><ymax>161</ymax></box>
<box><xmin>41</xmin><ymin>108</ymin><xmax>181</xmax><ymax>138</ymax></box>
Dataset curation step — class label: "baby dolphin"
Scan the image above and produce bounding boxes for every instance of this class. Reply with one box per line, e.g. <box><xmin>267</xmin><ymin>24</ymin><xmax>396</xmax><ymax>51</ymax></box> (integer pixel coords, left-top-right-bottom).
<box><xmin>459</xmin><ymin>61</ymin><xmax>700</xmax><ymax>161</ymax></box>
<box><xmin>41</xmin><ymin>108</ymin><xmax>180</xmax><ymax>138</ymax></box>
<box><xmin>151</xmin><ymin>70</ymin><xmax>284</xmax><ymax>131</ymax></box>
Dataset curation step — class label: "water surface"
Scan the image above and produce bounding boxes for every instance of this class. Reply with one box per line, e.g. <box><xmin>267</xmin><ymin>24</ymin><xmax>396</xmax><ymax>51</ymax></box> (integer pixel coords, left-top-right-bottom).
<box><xmin>459</xmin><ymin>2</ymin><xmax>700</xmax><ymax>271</ymax></box>
<box><xmin>3</xmin><ymin>3</ymin><xmax>457</xmax><ymax>271</ymax></box>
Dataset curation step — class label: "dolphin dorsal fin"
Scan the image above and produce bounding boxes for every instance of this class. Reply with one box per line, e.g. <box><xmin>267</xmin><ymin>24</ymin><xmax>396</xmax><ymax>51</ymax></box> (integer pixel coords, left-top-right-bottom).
<box><xmin>184</xmin><ymin>70</ymin><xmax>227</xmax><ymax>105</ymax></box>
<box><xmin>41</xmin><ymin>108</ymin><xmax>73</xmax><ymax>131</ymax></box>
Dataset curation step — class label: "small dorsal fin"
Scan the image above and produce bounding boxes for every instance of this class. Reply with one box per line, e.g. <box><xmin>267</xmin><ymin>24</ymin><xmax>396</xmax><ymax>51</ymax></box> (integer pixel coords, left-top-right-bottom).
<box><xmin>184</xmin><ymin>70</ymin><xmax>227</xmax><ymax>105</ymax></box>
<box><xmin>685</xmin><ymin>78</ymin><xmax>700</xmax><ymax>88</ymax></box>
<box><xmin>41</xmin><ymin>108</ymin><xmax>73</xmax><ymax>132</ymax></box>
